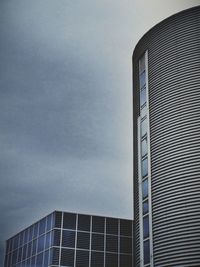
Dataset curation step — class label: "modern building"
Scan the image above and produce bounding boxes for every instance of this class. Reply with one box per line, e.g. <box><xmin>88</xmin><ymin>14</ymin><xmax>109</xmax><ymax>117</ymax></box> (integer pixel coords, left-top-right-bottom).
<box><xmin>133</xmin><ymin>6</ymin><xmax>200</xmax><ymax>267</ymax></box>
<box><xmin>4</xmin><ymin>211</ymin><xmax>133</xmax><ymax>267</ymax></box>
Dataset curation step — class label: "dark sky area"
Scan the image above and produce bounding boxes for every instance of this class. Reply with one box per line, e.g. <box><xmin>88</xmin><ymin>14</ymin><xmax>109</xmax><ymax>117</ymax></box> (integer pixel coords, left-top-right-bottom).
<box><xmin>0</xmin><ymin>0</ymin><xmax>199</xmax><ymax>264</ymax></box>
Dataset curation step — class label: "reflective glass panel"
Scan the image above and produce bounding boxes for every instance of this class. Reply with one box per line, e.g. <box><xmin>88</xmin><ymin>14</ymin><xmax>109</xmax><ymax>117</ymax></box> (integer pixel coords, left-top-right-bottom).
<box><xmin>120</xmin><ymin>219</ymin><xmax>132</xmax><ymax>236</ymax></box>
<box><xmin>29</xmin><ymin>225</ymin><xmax>34</xmax><ymax>241</ymax></box>
<box><xmin>141</xmin><ymin>104</ymin><xmax>147</xmax><ymax>119</ymax></box>
<box><xmin>44</xmin><ymin>249</ymin><xmax>49</xmax><ymax>267</ymax></box>
<box><xmin>33</xmin><ymin>223</ymin><xmax>38</xmax><ymax>239</ymax></box>
<box><xmin>139</xmin><ymin>71</ymin><xmax>146</xmax><ymax>89</ymax></box>
<box><xmin>144</xmin><ymin>239</ymin><xmax>150</xmax><ymax>264</ymax></box>
<box><xmin>39</xmin><ymin>218</ymin><xmax>46</xmax><ymax>235</ymax></box>
<box><xmin>143</xmin><ymin>216</ymin><xmax>149</xmax><ymax>239</ymax></box>
<box><xmin>63</xmin><ymin>213</ymin><xmax>76</xmax><ymax>230</ymax></box>
<box><xmin>55</xmin><ymin>211</ymin><xmax>62</xmax><ymax>228</ymax></box>
<box><xmin>139</xmin><ymin>55</ymin><xmax>145</xmax><ymax>74</ymax></box>
<box><xmin>31</xmin><ymin>256</ymin><xmax>36</xmax><ymax>267</ymax></box>
<box><xmin>120</xmin><ymin>237</ymin><xmax>132</xmax><ymax>254</ymax></box>
<box><xmin>92</xmin><ymin>216</ymin><xmax>105</xmax><ymax>233</ymax></box>
<box><xmin>78</xmin><ymin>214</ymin><xmax>90</xmax><ymax>232</ymax></box>
<box><xmin>77</xmin><ymin>232</ymin><xmax>90</xmax><ymax>250</ymax></box>
<box><xmin>45</xmin><ymin>231</ymin><xmax>51</xmax><ymax>249</ymax></box>
<box><xmin>53</xmin><ymin>229</ymin><xmax>61</xmax><ymax>246</ymax></box>
<box><xmin>106</xmin><ymin>235</ymin><xmax>118</xmax><ymax>253</ymax></box>
<box><xmin>140</xmin><ymin>87</ymin><xmax>146</xmax><ymax>107</ymax></box>
<box><xmin>106</xmin><ymin>218</ymin><xmax>118</xmax><ymax>235</ymax></box>
<box><xmin>37</xmin><ymin>235</ymin><xmax>45</xmax><ymax>253</ymax></box>
<box><xmin>120</xmin><ymin>254</ymin><xmax>132</xmax><ymax>267</ymax></box>
<box><xmin>46</xmin><ymin>214</ymin><xmax>52</xmax><ymax>231</ymax></box>
<box><xmin>12</xmin><ymin>249</ymin><xmax>17</xmax><ymax>265</ymax></box>
<box><xmin>22</xmin><ymin>244</ymin><xmax>27</xmax><ymax>260</ymax></box>
<box><xmin>51</xmin><ymin>247</ymin><xmax>60</xmax><ymax>265</ymax></box>
<box><xmin>91</xmin><ymin>251</ymin><xmax>104</xmax><ymax>267</ymax></box>
<box><xmin>24</xmin><ymin>229</ymin><xmax>28</xmax><ymax>244</ymax></box>
<box><xmin>61</xmin><ymin>248</ymin><xmax>74</xmax><ymax>267</ymax></box>
<box><xmin>62</xmin><ymin>230</ymin><xmax>75</xmax><ymax>248</ymax></box>
<box><xmin>142</xmin><ymin>158</ymin><xmax>148</xmax><ymax>178</ymax></box>
<box><xmin>142</xmin><ymin>179</ymin><xmax>148</xmax><ymax>199</ymax></box>
<box><xmin>27</xmin><ymin>242</ymin><xmax>32</xmax><ymax>258</ymax></box>
<box><xmin>141</xmin><ymin>118</ymin><xmax>147</xmax><ymax>137</ymax></box>
<box><xmin>17</xmin><ymin>247</ymin><xmax>22</xmax><ymax>262</ymax></box>
<box><xmin>141</xmin><ymin>137</ymin><xmax>148</xmax><ymax>157</ymax></box>
<box><xmin>105</xmin><ymin>253</ymin><xmax>118</xmax><ymax>267</ymax></box>
<box><xmin>36</xmin><ymin>253</ymin><xmax>43</xmax><ymax>267</ymax></box>
<box><xmin>92</xmin><ymin>233</ymin><xmax>104</xmax><ymax>251</ymax></box>
<box><xmin>76</xmin><ymin>250</ymin><xmax>89</xmax><ymax>267</ymax></box>
<box><xmin>143</xmin><ymin>200</ymin><xmax>149</xmax><ymax>215</ymax></box>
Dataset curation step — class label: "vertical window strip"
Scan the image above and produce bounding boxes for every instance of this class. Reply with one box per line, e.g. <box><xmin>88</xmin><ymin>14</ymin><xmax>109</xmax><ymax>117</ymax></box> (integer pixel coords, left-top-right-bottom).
<box><xmin>138</xmin><ymin>51</ymin><xmax>153</xmax><ymax>266</ymax></box>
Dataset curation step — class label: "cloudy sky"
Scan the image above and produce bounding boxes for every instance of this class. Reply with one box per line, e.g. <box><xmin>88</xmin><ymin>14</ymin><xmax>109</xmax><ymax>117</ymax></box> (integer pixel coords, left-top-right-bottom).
<box><xmin>0</xmin><ymin>0</ymin><xmax>199</xmax><ymax>263</ymax></box>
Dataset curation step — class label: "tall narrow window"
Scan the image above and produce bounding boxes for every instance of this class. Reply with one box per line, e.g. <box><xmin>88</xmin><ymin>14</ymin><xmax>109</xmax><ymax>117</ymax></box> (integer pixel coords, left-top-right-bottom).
<box><xmin>138</xmin><ymin>51</ymin><xmax>153</xmax><ymax>266</ymax></box>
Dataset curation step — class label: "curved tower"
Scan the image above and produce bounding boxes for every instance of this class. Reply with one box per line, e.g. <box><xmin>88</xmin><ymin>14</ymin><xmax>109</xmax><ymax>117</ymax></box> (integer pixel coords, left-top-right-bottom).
<box><xmin>133</xmin><ymin>6</ymin><xmax>200</xmax><ymax>267</ymax></box>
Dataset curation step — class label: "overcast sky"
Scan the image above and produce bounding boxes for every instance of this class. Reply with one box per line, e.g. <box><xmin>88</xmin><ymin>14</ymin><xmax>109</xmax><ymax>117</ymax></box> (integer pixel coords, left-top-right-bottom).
<box><xmin>0</xmin><ymin>0</ymin><xmax>199</xmax><ymax>264</ymax></box>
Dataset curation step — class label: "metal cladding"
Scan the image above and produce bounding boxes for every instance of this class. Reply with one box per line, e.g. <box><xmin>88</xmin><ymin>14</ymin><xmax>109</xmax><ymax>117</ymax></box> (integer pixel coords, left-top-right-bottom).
<box><xmin>133</xmin><ymin>6</ymin><xmax>200</xmax><ymax>267</ymax></box>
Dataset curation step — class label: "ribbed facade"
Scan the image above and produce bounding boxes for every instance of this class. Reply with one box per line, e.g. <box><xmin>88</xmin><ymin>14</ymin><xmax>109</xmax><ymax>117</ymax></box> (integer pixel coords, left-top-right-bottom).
<box><xmin>133</xmin><ymin>6</ymin><xmax>200</xmax><ymax>267</ymax></box>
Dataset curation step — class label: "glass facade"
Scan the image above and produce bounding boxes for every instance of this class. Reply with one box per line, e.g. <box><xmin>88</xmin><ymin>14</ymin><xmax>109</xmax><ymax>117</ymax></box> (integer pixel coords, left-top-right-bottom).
<box><xmin>4</xmin><ymin>211</ymin><xmax>133</xmax><ymax>267</ymax></box>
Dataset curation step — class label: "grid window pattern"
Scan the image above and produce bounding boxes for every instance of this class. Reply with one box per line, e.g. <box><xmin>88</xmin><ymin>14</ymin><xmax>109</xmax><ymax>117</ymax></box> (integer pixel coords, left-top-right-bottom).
<box><xmin>4</xmin><ymin>211</ymin><xmax>133</xmax><ymax>267</ymax></box>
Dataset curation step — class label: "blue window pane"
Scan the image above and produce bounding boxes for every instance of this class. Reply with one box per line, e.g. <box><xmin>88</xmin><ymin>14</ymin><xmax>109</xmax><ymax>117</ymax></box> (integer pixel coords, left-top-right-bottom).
<box><xmin>13</xmin><ymin>235</ymin><xmax>19</xmax><ymax>250</ymax></box>
<box><xmin>29</xmin><ymin>225</ymin><xmax>34</xmax><ymax>241</ymax></box>
<box><xmin>142</xmin><ymin>158</ymin><xmax>148</xmax><ymax>178</ymax></box>
<box><xmin>139</xmin><ymin>71</ymin><xmax>146</xmax><ymax>89</ymax></box>
<box><xmin>19</xmin><ymin>233</ymin><xmax>23</xmax><ymax>247</ymax></box>
<box><xmin>45</xmin><ymin>231</ymin><xmax>52</xmax><ymax>249</ymax></box>
<box><xmin>24</xmin><ymin>229</ymin><xmax>28</xmax><ymax>244</ymax></box>
<box><xmin>27</xmin><ymin>242</ymin><xmax>32</xmax><ymax>258</ymax></box>
<box><xmin>142</xmin><ymin>179</ymin><xmax>148</xmax><ymax>199</ymax></box>
<box><xmin>33</xmin><ymin>223</ymin><xmax>38</xmax><ymax>239</ymax></box>
<box><xmin>22</xmin><ymin>244</ymin><xmax>27</xmax><ymax>260</ymax></box>
<box><xmin>144</xmin><ymin>239</ymin><xmax>150</xmax><ymax>264</ymax></box>
<box><xmin>141</xmin><ymin>119</ymin><xmax>147</xmax><ymax>137</ymax></box>
<box><xmin>39</xmin><ymin>218</ymin><xmax>46</xmax><ymax>235</ymax></box>
<box><xmin>32</xmin><ymin>239</ymin><xmax>37</xmax><ymax>256</ymax></box>
<box><xmin>37</xmin><ymin>235</ymin><xmax>45</xmax><ymax>253</ymax></box>
<box><xmin>12</xmin><ymin>249</ymin><xmax>18</xmax><ymax>265</ymax></box>
<box><xmin>44</xmin><ymin>250</ymin><xmax>50</xmax><ymax>267</ymax></box>
<box><xmin>143</xmin><ymin>200</ymin><xmax>149</xmax><ymax>215</ymax></box>
<box><xmin>36</xmin><ymin>253</ymin><xmax>43</xmax><ymax>267</ymax></box>
<box><xmin>17</xmin><ymin>247</ymin><xmax>22</xmax><ymax>262</ymax></box>
<box><xmin>143</xmin><ymin>216</ymin><xmax>149</xmax><ymax>239</ymax></box>
<box><xmin>46</xmin><ymin>214</ymin><xmax>52</xmax><ymax>231</ymax></box>
<box><xmin>141</xmin><ymin>138</ymin><xmax>148</xmax><ymax>157</ymax></box>
<box><xmin>140</xmin><ymin>87</ymin><xmax>146</xmax><ymax>106</ymax></box>
<box><xmin>31</xmin><ymin>256</ymin><xmax>36</xmax><ymax>267</ymax></box>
